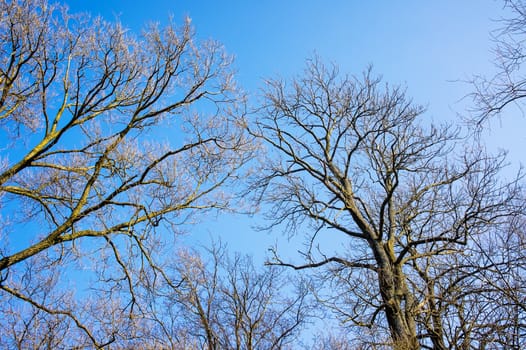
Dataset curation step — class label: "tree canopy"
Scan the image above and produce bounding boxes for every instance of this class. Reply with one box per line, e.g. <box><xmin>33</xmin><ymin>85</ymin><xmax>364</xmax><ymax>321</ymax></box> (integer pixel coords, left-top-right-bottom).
<box><xmin>251</xmin><ymin>58</ymin><xmax>525</xmax><ymax>348</ymax></box>
<box><xmin>0</xmin><ymin>0</ymin><xmax>525</xmax><ymax>349</ymax></box>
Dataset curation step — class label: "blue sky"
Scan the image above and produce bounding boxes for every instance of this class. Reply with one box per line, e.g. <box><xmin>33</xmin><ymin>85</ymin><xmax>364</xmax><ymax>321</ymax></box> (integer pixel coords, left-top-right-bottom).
<box><xmin>65</xmin><ymin>1</ymin><xmax>525</xmax><ymax>259</ymax></box>
<box><xmin>66</xmin><ymin>1</ymin><xmax>501</xmax><ymax>100</ymax></box>
<box><xmin>65</xmin><ymin>1</ymin><xmax>525</xmax><ymax>139</ymax></box>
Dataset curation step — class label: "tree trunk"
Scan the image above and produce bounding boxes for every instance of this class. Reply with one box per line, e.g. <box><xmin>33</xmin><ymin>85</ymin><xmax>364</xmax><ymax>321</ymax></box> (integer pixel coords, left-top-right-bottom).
<box><xmin>426</xmin><ymin>280</ymin><xmax>447</xmax><ymax>350</ymax></box>
<box><xmin>373</xmin><ymin>242</ymin><xmax>419</xmax><ymax>349</ymax></box>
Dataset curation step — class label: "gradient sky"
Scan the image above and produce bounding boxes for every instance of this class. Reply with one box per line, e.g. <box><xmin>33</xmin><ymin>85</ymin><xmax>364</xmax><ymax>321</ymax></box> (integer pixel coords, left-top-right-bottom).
<box><xmin>65</xmin><ymin>1</ymin><xmax>525</xmax><ymax>260</ymax></box>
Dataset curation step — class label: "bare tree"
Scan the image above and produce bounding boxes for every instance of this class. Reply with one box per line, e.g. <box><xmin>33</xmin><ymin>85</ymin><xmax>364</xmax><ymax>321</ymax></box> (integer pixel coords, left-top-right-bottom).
<box><xmin>0</xmin><ymin>0</ymin><xmax>253</xmax><ymax>346</ymax></box>
<box><xmin>137</xmin><ymin>243</ymin><xmax>311</xmax><ymax>350</ymax></box>
<box><xmin>471</xmin><ymin>0</ymin><xmax>526</xmax><ymax>124</ymax></box>
<box><xmin>0</xmin><ymin>261</ymin><xmax>75</xmax><ymax>349</ymax></box>
<box><xmin>424</xmin><ymin>210</ymin><xmax>526</xmax><ymax>349</ymax></box>
<box><xmin>251</xmin><ymin>58</ymin><xmax>523</xmax><ymax>349</ymax></box>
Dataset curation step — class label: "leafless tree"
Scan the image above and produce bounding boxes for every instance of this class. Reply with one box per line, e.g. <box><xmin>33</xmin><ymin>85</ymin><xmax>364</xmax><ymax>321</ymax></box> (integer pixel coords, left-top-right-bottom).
<box><xmin>0</xmin><ymin>0</ymin><xmax>253</xmax><ymax>347</ymax></box>
<box><xmin>251</xmin><ymin>58</ymin><xmax>523</xmax><ymax>349</ymax></box>
<box><xmin>423</xmin><ymin>209</ymin><xmax>526</xmax><ymax>349</ymax></box>
<box><xmin>134</xmin><ymin>243</ymin><xmax>311</xmax><ymax>350</ymax></box>
<box><xmin>471</xmin><ymin>0</ymin><xmax>526</xmax><ymax>124</ymax></box>
<box><xmin>0</xmin><ymin>260</ymin><xmax>75</xmax><ymax>349</ymax></box>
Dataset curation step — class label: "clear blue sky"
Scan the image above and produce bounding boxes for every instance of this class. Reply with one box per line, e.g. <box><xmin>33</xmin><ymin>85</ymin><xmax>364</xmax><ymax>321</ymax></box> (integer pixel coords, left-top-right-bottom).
<box><xmin>65</xmin><ymin>1</ymin><xmax>525</xmax><ymax>259</ymax></box>
<box><xmin>66</xmin><ymin>1</ymin><xmax>502</xmax><ymax>103</ymax></box>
